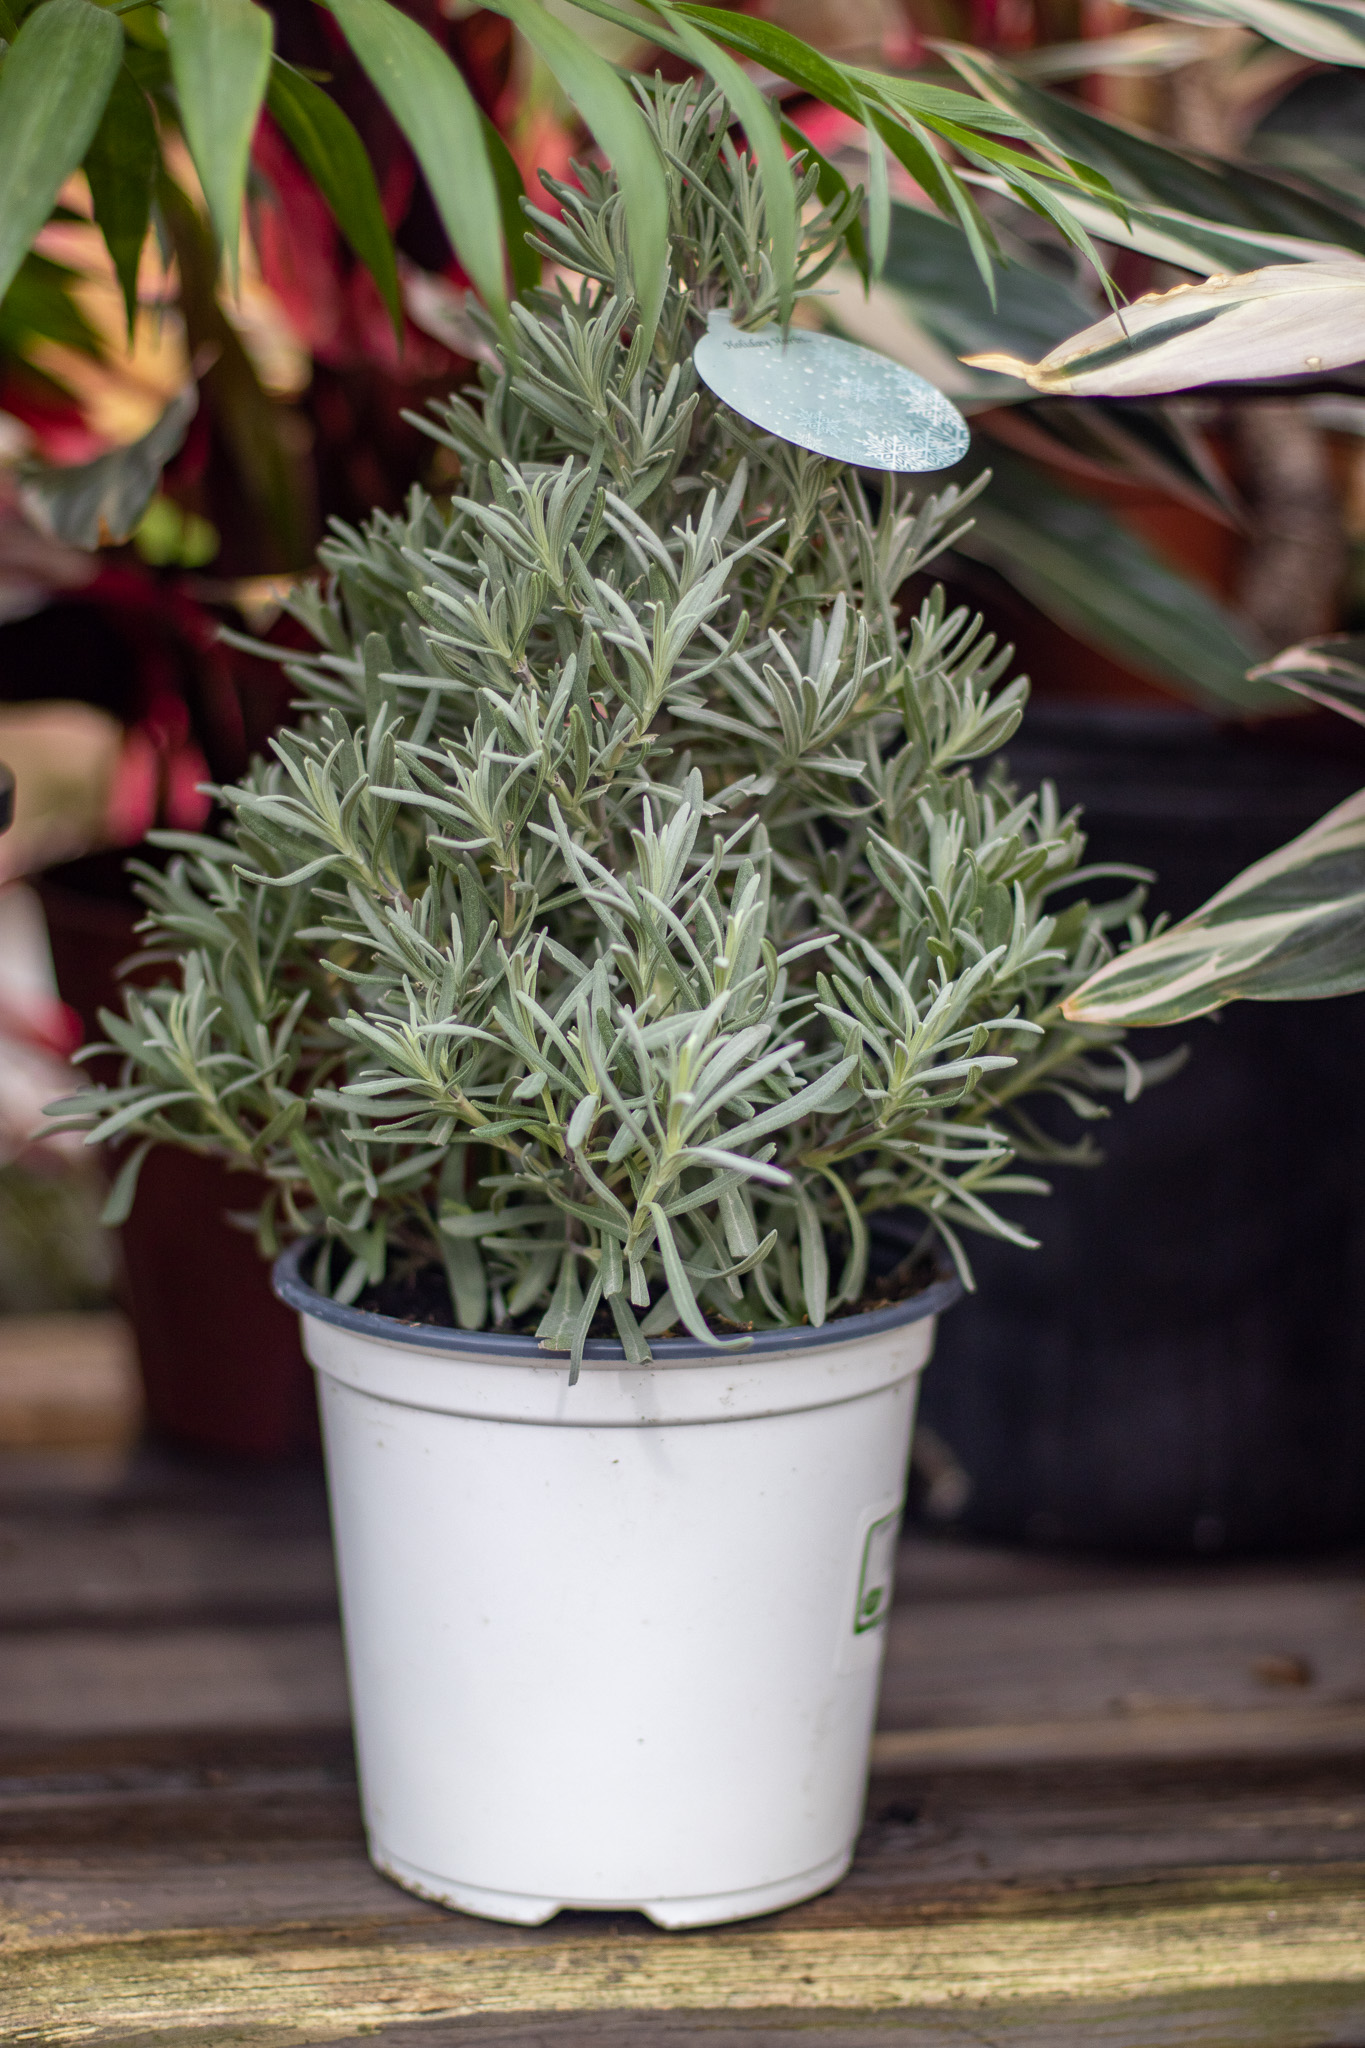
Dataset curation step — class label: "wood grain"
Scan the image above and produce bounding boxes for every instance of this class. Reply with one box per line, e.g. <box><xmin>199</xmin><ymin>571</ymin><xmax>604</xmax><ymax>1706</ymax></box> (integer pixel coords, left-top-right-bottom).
<box><xmin>6</xmin><ymin>1875</ymin><xmax>1365</xmax><ymax>2046</ymax></box>
<box><xmin>1</xmin><ymin>1442</ymin><xmax>1362</xmax><ymax>2045</ymax></box>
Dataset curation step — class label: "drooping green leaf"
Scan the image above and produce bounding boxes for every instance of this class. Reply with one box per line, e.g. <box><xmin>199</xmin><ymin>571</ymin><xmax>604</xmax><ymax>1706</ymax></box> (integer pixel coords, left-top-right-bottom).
<box><xmin>158</xmin><ymin>171</ymin><xmax>309</xmax><ymax>565</ymax></box>
<box><xmin>1252</xmin><ymin>67</ymin><xmax>1365</xmax><ymax>208</ymax></box>
<box><xmin>967</xmin><ymin>166</ymin><xmax>1358</xmax><ymax>277</ymax></box>
<box><xmin>481</xmin><ymin>112</ymin><xmax>540</xmax><ymax>299</ymax></box>
<box><xmin>84</xmin><ymin>65</ymin><xmax>159</xmax><ymax>342</ymax></box>
<box><xmin>486</xmin><ymin>0</ymin><xmax>668</xmax><ymax>339</ymax></box>
<box><xmin>0</xmin><ymin>0</ymin><xmax>122</xmax><ymax>307</ymax></box>
<box><xmin>266</xmin><ymin>57</ymin><xmax>402</xmax><ymax>341</ymax></box>
<box><xmin>0</xmin><ymin>253</ymin><xmax>103</xmax><ymax>361</ymax></box>
<box><xmin>880</xmin><ymin>198</ymin><xmax>1095</xmax><ymax>365</ymax></box>
<box><xmin>965</xmin><ymin>260</ymin><xmax>1365</xmax><ymax>395</ymax></box>
<box><xmin>325</xmin><ymin>0</ymin><xmax>508</xmax><ymax>337</ymax></box>
<box><xmin>1064</xmin><ymin>787</ymin><xmax>1365</xmax><ymax>1024</ymax></box>
<box><xmin>162</xmin><ymin>0</ymin><xmax>273</xmax><ymax>279</ymax></box>
<box><xmin>677</xmin><ymin>4</ymin><xmax>1032</xmax><ymax>135</ymax></box>
<box><xmin>18</xmin><ymin>383</ymin><xmax>199</xmax><ymax>549</ymax></box>
<box><xmin>958</xmin><ymin>449</ymin><xmax>1278</xmax><ymax>712</ymax></box>
<box><xmin>648</xmin><ymin>0</ymin><xmax>799</xmax><ymax>325</ymax></box>
<box><xmin>1112</xmin><ymin>0</ymin><xmax>1365</xmax><ymax>66</ymax></box>
<box><xmin>941</xmin><ymin>43</ymin><xmax>1365</xmax><ymax>257</ymax></box>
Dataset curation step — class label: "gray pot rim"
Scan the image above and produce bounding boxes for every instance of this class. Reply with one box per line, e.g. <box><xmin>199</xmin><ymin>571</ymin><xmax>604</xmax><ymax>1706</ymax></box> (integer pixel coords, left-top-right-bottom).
<box><xmin>272</xmin><ymin>1238</ymin><xmax>961</xmax><ymax>1364</ymax></box>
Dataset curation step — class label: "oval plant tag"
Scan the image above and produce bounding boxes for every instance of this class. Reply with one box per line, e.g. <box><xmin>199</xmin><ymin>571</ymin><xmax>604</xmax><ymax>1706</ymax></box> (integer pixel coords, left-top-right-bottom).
<box><xmin>694</xmin><ymin>308</ymin><xmax>970</xmax><ymax>473</ymax></box>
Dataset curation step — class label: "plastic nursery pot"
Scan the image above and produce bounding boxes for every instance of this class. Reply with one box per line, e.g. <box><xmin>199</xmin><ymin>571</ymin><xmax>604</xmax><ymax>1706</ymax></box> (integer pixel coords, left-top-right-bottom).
<box><xmin>907</xmin><ymin>702</ymin><xmax>1365</xmax><ymax>1554</ymax></box>
<box><xmin>273</xmin><ymin>1243</ymin><xmax>960</xmax><ymax>1930</ymax></box>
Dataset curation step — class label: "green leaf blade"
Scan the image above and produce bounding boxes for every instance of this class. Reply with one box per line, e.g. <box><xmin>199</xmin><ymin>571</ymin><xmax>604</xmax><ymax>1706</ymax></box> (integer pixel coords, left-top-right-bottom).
<box><xmin>266</xmin><ymin>57</ymin><xmax>402</xmax><ymax>340</ymax></box>
<box><xmin>0</xmin><ymin>0</ymin><xmax>122</xmax><ymax>306</ymax></box>
<box><xmin>162</xmin><ymin>0</ymin><xmax>273</xmax><ymax>279</ymax></box>
<box><xmin>649</xmin><ymin>1</ymin><xmax>799</xmax><ymax>325</ymax></box>
<box><xmin>487</xmin><ymin>0</ymin><xmax>667</xmax><ymax>338</ymax></box>
<box><xmin>325</xmin><ymin>0</ymin><xmax>508</xmax><ymax>337</ymax></box>
<box><xmin>85</xmin><ymin>65</ymin><xmax>159</xmax><ymax>341</ymax></box>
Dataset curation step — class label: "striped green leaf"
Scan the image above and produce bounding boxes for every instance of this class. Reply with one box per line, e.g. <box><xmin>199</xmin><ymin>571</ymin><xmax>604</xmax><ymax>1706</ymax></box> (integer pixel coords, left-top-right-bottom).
<box><xmin>0</xmin><ymin>0</ymin><xmax>122</xmax><ymax>306</ymax></box>
<box><xmin>162</xmin><ymin>0</ymin><xmax>273</xmax><ymax>278</ymax></box>
<box><xmin>267</xmin><ymin>58</ymin><xmax>402</xmax><ymax>340</ymax></box>
<box><xmin>481</xmin><ymin>113</ymin><xmax>540</xmax><ymax>299</ymax></box>
<box><xmin>325</xmin><ymin>0</ymin><xmax>508</xmax><ymax>337</ymax></box>
<box><xmin>1064</xmin><ymin>788</ymin><xmax>1365</xmax><ymax>1024</ymax></box>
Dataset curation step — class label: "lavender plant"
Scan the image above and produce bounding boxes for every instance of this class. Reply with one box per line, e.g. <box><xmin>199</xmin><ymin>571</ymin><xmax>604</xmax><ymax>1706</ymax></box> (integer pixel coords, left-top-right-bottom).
<box><xmin>54</xmin><ymin>82</ymin><xmax>1150</xmax><ymax>1368</ymax></box>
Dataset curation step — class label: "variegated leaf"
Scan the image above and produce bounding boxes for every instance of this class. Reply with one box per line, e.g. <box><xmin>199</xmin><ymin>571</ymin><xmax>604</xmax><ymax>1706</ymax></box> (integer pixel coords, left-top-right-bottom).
<box><xmin>1113</xmin><ymin>0</ymin><xmax>1365</xmax><ymax>67</ymax></box>
<box><xmin>1063</xmin><ymin>788</ymin><xmax>1365</xmax><ymax>1024</ymax></box>
<box><xmin>966</xmin><ymin>261</ymin><xmax>1365</xmax><ymax>395</ymax></box>
<box><xmin>1249</xmin><ymin>633</ymin><xmax>1365</xmax><ymax>726</ymax></box>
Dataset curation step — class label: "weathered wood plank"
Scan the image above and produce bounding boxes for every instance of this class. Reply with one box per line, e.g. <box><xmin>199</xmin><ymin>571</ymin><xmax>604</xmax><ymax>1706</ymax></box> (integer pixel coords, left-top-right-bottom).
<box><xmin>2</xmin><ymin>1447</ymin><xmax>1362</xmax><ymax>2045</ymax></box>
<box><xmin>291</xmin><ymin>1992</ymin><xmax>1365</xmax><ymax>2048</ymax></box>
<box><xmin>0</xmin><ymin>1315</ymin><xmax>140</xmax><ymax>1450</ymax></box>
<box><xmin>3</xmin><ymin>1742</ymin><xmax>1363</xmax><ymax>1938</ymax></box>
<box><xmin>879</xmin><ymin>1579</ymin><xmax>1365</xmax><ymax>1728</ymax></box>
<box><xmin>871</xmin><ymin>1704</ymin><xmax>1365</xmax><ymax>1769</ymax></box>
<box><xmin>5</xmin><ymin>1874</ymin><xmax>1364</xmax><ymax>2046</ymax></box>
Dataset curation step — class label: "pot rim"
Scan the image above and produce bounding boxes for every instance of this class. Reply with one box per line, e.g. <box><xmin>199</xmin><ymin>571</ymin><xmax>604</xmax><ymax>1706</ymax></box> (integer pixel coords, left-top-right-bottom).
<box><xmin>271</xmin><ymin>1238</ymin><xmax>961</xmax><ymax>1365</ymax></box>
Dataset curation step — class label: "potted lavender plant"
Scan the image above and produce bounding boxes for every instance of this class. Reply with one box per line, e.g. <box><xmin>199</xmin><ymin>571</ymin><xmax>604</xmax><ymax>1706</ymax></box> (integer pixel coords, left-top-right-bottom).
<box><xmin>54</xmin><ymin>84</ymin><xmax>1143</xmax><ymax>1929</ymax></box>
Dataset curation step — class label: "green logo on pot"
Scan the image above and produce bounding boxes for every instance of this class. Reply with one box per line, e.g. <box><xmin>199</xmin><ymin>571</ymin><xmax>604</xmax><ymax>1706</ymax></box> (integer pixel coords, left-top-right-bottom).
<box><xmin>854</xmin><ymin>1511</ymin><xmax>900</xmax><ymax>1635</ymax></box>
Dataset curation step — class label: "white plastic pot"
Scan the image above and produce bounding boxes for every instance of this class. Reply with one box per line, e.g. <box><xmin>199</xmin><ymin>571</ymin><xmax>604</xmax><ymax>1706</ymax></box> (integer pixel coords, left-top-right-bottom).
<box><xmin>274</xmin><ymin>1246</ymin><xmax>957</xmax><ymax>1930</ymax></box>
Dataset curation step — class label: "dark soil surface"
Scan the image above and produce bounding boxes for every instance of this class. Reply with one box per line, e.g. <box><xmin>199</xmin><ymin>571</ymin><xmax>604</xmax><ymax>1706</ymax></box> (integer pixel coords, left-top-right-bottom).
<box><xmin>353</xmin><ymin>1239</ymin><xmax>942</xmax><ymax>1342</ymax></box>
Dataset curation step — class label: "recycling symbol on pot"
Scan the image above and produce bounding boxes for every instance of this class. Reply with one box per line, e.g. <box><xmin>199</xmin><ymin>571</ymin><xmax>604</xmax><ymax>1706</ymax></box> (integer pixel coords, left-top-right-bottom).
<box><xmin>694</xmin><ymin>308</ymin><xmax>970</xmax><ymax>473</ymax></box>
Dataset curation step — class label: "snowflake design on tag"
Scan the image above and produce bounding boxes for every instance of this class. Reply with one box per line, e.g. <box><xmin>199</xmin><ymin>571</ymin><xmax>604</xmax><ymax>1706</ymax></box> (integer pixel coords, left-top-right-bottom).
<box><xmin>694</xmin><ymin>309</ymin><xmax>970</xmax><ymax>474</ymax></box>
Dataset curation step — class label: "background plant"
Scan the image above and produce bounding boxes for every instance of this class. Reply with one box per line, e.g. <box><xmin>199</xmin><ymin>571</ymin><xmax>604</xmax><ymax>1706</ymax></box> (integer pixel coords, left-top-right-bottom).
<box><xmin>52</xmin><ymin>83</ymin><xmax>1154</xmax><ymax>1366</ymax></box>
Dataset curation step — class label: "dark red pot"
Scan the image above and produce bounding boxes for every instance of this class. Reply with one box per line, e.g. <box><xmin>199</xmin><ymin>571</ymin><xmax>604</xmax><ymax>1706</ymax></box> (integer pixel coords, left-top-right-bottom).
<box><xmin>38</xmin><ymin>864</ymin><xmax>317</xmax><ymax>1460</ymax></box>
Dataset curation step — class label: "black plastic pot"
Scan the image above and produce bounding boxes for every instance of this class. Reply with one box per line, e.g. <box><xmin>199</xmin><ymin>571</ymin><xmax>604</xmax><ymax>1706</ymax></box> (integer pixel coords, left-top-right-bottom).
<box><xmin>906</xmin><ymin>704</ymin><xmax>1365</xmax><ymax>1555</ymax></box>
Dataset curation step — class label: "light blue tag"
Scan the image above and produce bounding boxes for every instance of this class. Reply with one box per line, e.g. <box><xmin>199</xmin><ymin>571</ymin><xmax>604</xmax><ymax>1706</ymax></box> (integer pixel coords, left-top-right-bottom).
<box><xmin>694</xmin><ymin>308</ymin><xmax>970</xmax><ymax>473</ymax></box>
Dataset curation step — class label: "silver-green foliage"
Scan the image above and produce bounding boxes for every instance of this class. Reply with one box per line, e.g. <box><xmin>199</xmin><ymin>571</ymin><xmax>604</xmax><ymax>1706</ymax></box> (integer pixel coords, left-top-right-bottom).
<box><xmin>55</xmin><ymin>84</ymin><xmax>1148</xmax><ymax>1367</ymax></box>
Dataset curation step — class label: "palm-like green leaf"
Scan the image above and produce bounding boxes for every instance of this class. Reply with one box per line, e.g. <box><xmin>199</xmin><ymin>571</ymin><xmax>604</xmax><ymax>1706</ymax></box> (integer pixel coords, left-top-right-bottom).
<box><xmin>0</xmin><ymin>0</ymin><xmax>122</xmax><ymax>306</ymax></box>
<box><xmin>481</xmin><ymin>113</ymin><xmax>541</xmax><ymax>299</ymax></box>
<box><xmin>266</xmin><ymin>57</ymin><xmax>402</xmax><ymax>341</ymax></box>
<box><xmin>1064</xmin><ymin>788</ymin><xmax>1365</xmax><ymax>1023</ymax></box>
<box><xmin>657</xmin><ymin>1</ymin><xmax>800</xmax><ymax>323</ymax></box>
<box><xmin>325</xmin><ymin>0</ymin><xmax>508</xmax><ymax>336</ymax></box>
<box><xmin>0</xmin><ymin>253</ymin><xmax>104</xmax><ymax>365</ymax></box>
<box><xmin>162</xmin><ymin>0</ymin><xmax>273</xmax><ymax>279</ymax></box>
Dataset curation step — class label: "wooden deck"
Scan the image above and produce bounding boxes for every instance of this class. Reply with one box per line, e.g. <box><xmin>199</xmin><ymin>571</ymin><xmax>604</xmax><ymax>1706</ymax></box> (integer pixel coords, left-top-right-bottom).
<box><xmin>1</xmin><ymin>1317</ymin><xmax>1363</xmax><ymax>2046</ymax></box>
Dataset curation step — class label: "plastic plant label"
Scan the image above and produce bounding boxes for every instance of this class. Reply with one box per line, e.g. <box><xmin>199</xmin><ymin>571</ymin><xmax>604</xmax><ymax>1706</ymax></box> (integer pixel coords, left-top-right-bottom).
<box><xmin>853</xmin><ymin>1509</ymin><xmax>901</xmax><ymax>1633</ymax></box>
<box><xmin>694</xmin><ymin>308</ymin><xmax>970</xmax><ymax>473</ymax></box>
